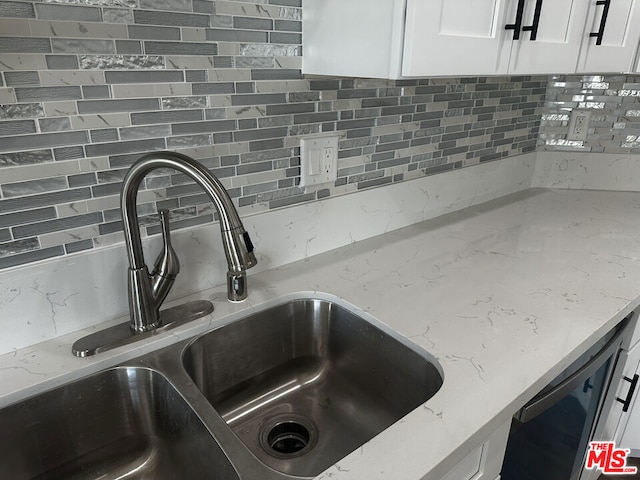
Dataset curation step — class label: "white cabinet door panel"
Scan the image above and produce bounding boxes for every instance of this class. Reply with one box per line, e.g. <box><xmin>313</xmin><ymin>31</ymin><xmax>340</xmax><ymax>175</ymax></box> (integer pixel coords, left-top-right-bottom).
<box><xmin>620</xmin><ymin>341</ymin><xmax>640</xmax><ymax>452</ymax></box>
<box><xmin>402</xmin><ymin>0</ymin><xmax>511</xmax><ymax>77</ymax></box>
<box><xmin>508</xmin><ymin>0</ymin><xmax>590</xmax><ymax>74</ymax></box>
<box><xmin>438</xmin><ymin>420</ymin><xmax>511</xmax><ymax>480</ymax></box>
<box><xmin>577</xmin><ymin>0</ymin><xmax>640</xmax><ymax>73</ymax></box>
<box><xmin>302</xmin><ymin>0</ymin><xmax>406</xmax><ymax>79</ymax></box>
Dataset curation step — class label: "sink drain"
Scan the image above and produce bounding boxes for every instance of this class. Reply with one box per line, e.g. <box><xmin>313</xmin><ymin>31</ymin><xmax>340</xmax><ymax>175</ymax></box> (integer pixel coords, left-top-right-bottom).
<box><xmin>268</xmin><ymin>422</ymin><xmax>309</xmax><ymax>453</ymax></box>
<box><xmin>260</xmin><ymin>414</ymin><xmax>318</xmax><ymax>458</ymax></box>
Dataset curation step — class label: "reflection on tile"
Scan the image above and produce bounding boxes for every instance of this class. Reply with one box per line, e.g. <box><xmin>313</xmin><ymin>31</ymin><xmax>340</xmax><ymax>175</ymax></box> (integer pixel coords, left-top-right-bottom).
<box><xmin>540</xmin><ymin>75</ymin><xmax>640</xmax><ymax>153</ymax></box>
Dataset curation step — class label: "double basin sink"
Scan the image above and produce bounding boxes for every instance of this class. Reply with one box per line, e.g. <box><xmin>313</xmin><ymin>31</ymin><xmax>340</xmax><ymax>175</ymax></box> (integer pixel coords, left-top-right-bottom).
<box><xmin>0</xmin><ymin>297</ymin><xmax>443</xmax><ymax>479</ymax></box>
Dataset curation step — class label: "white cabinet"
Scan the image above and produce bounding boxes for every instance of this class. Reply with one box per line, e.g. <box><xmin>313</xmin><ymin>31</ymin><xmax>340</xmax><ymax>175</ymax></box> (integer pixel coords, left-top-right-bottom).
<box><xmin>619</xmin><ymin>342</ymin><xmax>640</xmax><ymax>455</ymax></box>
<box><xmin>506</xmin><ymin>0</ymin><xmax>590</xmax><ymax>74</ymax></box>
<box><xmin>304</xmin><ymin>0</ymin><xmax>518</xmax><ymax>78</ymax></box>
<box><xmin>401</xmin><ymin>0</ymin><xmax>512</xmax><ymax>77</ymax></box>
<box><xmin>404</xmin><ymin>0</ymin><xmax>589</xmax><ymax>76</ymax></box>
<box><xmin>303</xmin><ymin>0</ymin><xmax>640</xmax><ymax>78</ymax></box>
<box><xmin>437</xmin><ymin>420</ymin><xmax>511</xmax><ymax>480</ymax></box>
<box><xmin>302</xmin><ymin>0</ymin><xmax>406</xmax><ymax>79</ymax></box>
<box><xmin>577</xmin><ymin>0</ymin><xmax>640</xmax><ymax>73</ymax></box>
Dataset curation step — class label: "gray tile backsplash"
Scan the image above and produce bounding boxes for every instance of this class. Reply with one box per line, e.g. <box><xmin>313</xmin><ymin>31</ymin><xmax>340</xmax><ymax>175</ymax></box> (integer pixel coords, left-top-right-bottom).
<box><xmin>0</xmin><ymin>2</ymin><xmax>36</xmax><ymax>18</ymax></box>
<box><xmin>0</xmin><ymin>0</ymin><xmax>545</xmax><ymax>270</ymax></box>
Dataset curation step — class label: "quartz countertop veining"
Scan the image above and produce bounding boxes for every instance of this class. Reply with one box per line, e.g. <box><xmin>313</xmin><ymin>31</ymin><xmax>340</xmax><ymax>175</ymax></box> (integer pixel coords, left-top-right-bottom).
<box><xmin>2</xmin><ymin>187</ymin><xmax>640</xmax><ymax>479</ymax></box>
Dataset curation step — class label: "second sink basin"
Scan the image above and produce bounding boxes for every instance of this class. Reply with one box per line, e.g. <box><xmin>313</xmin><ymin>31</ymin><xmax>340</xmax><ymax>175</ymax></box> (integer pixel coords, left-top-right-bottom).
<box><xmin>0</xmin><ymin>367</ymin><xmax>238</xmax><ymax>480</ymax></box>
<box><xmin>183</xmin><ymin>298</ymin><xmax>443</xmax><ymax>477</ymax></box>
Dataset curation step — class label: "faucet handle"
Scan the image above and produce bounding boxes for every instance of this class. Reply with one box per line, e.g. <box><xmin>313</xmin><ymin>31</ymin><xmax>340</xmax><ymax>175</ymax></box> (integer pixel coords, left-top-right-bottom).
<box><xmin>151</xmin><ymin>209</ymin><xmax>180</xmax><ymax>309</ymax></box>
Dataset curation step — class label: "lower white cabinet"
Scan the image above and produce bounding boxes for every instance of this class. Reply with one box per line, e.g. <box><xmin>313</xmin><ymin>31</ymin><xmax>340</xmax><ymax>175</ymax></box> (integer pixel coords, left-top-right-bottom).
<box><xmin>621</xmin><ymin>388</ymin><xmax>640</xmax><ymax>455</ymax></box>
<box><xmin>619</xmin><ymin>340</ymin><xmax>640</xmax><ymax>456</ymax></box>
<box><xmin>439</xmin><ymin>420</ymin><xmax>511</xmax><ymax>480</ymax></box>
<box><xmin>597</xmin><ymin>344</ymin><xmax>640</xmax><ymax>443</ymax></box>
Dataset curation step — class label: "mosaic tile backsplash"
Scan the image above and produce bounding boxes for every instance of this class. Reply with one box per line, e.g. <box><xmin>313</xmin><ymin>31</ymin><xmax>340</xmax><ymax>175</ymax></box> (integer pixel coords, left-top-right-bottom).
<box><xmin>540</xmin><ymin>75</ymin><xmax>640</xmax><ymax>153</ymax></box>
<box><xmin>0</xmin><ymin>0</ymin><xmax>545</xmax><ymax>270</ymax></box>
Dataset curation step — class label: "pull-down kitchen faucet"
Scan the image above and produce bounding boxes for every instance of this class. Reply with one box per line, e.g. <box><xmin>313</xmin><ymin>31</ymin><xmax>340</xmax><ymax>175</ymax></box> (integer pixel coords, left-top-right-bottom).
<box><xmin>121</xmin><ymin>151</ymin><xmax>257</xmax><ymax>333</ymax></box>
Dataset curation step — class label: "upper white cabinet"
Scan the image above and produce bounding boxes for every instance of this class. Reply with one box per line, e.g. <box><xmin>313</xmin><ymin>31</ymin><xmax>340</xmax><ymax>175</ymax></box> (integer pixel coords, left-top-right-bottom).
<box><xmin>577</xmin><ymin>0</ymin><xmax>640</xmax><ymax>73</ymax></box>
<box><xmin>506</xmin><ymin>0</ymin><xmax>589</xmax><ymax>74</ymax></box>
<box><xmin>405</xmin><ymin>0</ymin><xmax>589</xmax><ymax>77</ymax></box>
<box><xmin>302</xmin><ymin>0</ymin><xmax>407</xmax><ymax>79</ymax></box>
<box><xmin>303</xmin><ymin>0</ymin><xmax>640</xmax><ymax>78</ymax></box>
<box><xmin>401</xmin><ymin>0</ymin><xmax>512</xmax><ymax>77</ymax></box>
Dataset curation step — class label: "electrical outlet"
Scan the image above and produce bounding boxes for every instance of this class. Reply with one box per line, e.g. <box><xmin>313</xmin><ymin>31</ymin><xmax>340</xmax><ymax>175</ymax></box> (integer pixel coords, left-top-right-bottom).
<box><xmin>300</xmin><ymin>135</ymin><xmax>339</xmax><ymax>188</ymax></box>
<box><xmin>322</xmin><ymin>147</ymin><xmax>333</xmax><ymax>173</ymax></box>
<box><xmin>567</xmin><ymin>110</ymin><xmax>592</xmax><ymax>141</ymax></box>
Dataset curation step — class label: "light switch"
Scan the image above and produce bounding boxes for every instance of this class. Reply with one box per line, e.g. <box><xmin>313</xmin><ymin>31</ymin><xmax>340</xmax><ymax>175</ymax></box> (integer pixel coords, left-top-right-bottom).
<box><xmin>309</xmin><ymin>148</ymin><xmax>322</xmax><ymax>175</ymax></box>
<box><xmin>300</xmin><ymin>135</ymin><xmax>339</xmax><ymax>188</ymax></box>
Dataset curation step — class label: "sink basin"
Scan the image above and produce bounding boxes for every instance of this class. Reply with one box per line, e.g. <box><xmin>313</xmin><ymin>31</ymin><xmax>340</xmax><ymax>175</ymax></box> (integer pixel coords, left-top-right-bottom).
<box><xmin>0</xmin><ymin>367</ymin><xmax>239</xmax><ymax>480</ymax></box>
<box><xmin>183</xmin><ymin>298</ymin><xmax>443</xmax><ymax>477</ymax></box>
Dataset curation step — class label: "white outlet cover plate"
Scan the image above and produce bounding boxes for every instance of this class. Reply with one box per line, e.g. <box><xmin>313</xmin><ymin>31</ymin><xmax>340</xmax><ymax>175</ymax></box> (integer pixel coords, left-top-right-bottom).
<box><xmin>567</xmin><ymin>110</ymin><xmax>592</xmax><ymax>141</ymax></box>
<box><xmin>300</xmin><ymin>135</ymin><xmax>339</xmax><ymax>187</ymax></box>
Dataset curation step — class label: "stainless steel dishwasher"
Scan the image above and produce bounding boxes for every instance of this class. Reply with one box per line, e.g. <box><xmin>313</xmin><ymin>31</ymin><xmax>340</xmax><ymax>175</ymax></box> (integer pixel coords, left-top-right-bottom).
<box><xmin>501</xmin><ymin>313</ymin><xmax>635</xmax><ymax>480</ymax></box>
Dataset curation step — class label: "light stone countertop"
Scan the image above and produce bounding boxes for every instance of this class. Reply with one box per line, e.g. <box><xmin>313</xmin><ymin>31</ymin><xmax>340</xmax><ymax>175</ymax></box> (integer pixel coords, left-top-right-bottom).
<box><xmin>2</xmin><ymin>187</ymin><xmax>640</xmax><ymax>479</ymax></box>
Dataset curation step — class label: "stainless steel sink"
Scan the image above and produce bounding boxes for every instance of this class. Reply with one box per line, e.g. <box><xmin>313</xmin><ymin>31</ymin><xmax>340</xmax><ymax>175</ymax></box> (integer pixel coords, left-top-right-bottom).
<box><xmin>183</xmin><ymin>298</ymin><xmax>444</xmax><ymax>477</ymax></box>
<box><xmin>0</xmin><ymin>367</ymin><xmax>239</xmax><ymax>480</ymax></box>
<box><xmin>1</xmin><ymin>297</ymin><xmax>442</xmax><ymax>480</ymax></box>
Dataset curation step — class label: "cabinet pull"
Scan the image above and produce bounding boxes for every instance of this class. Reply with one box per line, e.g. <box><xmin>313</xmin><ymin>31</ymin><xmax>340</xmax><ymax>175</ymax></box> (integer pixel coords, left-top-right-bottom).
<box><xmin>522</xmin><ymin>0</ymin><xmax>544</xmax><ymax>41</ymax></box>
<box><xmin>589</xmin><ymin>0</ymin><xmax>611</xmax><ymax>45</ymax></box>
<box><xmin>616</xmin><ymin>373</ymin><xmax>639</xmax><ymax>412</ymax></box>
<box><xmin>505</xmin><ymin>0</ymin><xmax>526</xmax><ymax>40</ymax></box>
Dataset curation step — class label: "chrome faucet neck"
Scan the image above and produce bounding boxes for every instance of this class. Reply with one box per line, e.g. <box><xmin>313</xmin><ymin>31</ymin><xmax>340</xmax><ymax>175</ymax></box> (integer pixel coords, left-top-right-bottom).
<box><xmin>121</xmin><ymin>151</ymin><xmax>257</xmax><ymax>333</ymax></box>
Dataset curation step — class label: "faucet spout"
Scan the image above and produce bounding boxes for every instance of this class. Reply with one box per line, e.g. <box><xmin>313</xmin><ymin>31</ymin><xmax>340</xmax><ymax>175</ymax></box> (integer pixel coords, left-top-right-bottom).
<box><xmin>121</xmin><ymin>151</ymin><xmax>257</xmax><ymax>333</ymax></box>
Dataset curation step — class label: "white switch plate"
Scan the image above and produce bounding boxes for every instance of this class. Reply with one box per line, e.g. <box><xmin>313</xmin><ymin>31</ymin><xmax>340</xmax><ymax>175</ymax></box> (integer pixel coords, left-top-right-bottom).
<box><xmin>300</xmin><ymin>135</ymin><xmax>339</xmax><ymax>188</ymax></box>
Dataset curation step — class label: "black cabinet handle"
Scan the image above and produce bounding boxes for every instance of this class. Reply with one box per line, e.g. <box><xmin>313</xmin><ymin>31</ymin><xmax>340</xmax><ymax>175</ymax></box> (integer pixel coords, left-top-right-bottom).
<box><xmin>522</xmin><ymin>0</ymin><xmax>544</xmax><ymax>40</ymax></box>
<box><xmin>617</xmin><ymin>373</ymin><xmax>639</xmax><ymax>412</ymax></box>
<box><xmin>590</xmin><ymin>0</ymin><xmax>611</xmax><ymax>45</ymax></box>
<box><xmin>505</xmin><ymin>0</ymin><xmax>526</xmax><ymax>40</ymax></box>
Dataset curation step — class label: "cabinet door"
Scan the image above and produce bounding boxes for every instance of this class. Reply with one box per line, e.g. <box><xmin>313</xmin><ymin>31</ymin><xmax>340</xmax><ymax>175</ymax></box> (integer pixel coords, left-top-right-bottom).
<box><xmin>439</xmin><ymin>420</ymin><xmax>511</xmax><ymax>480</ymax></box>
<box><xmin>620</xmin><ymin>342</ymin><xmax>640</xmax><ymax>452</ymax></box>
<box><xmin>402</xmin><ymin>0</ymin><xmax>512</xmax><ymax>77</ymax></box>
<box><xmin>508</xmin><ymin>0</ymin><xmax>590</xmax><ymax>74</ymax></box>
<box><xmin>302</xmin><ymin>0</ymin><xmax>406</xmax><ymax>79</ymax></box>
<box><xmin>577</xmin><ymin>0</ymin><xmax>640</xmax><ymax>73</ymax></box>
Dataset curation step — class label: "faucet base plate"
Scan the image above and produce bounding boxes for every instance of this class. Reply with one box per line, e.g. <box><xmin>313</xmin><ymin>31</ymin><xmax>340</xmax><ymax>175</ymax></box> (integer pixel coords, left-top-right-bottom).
<box><xmin>72</xmin><ymin>300</ymin><xmax>214</xmax><ymax>357</ymax></box>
